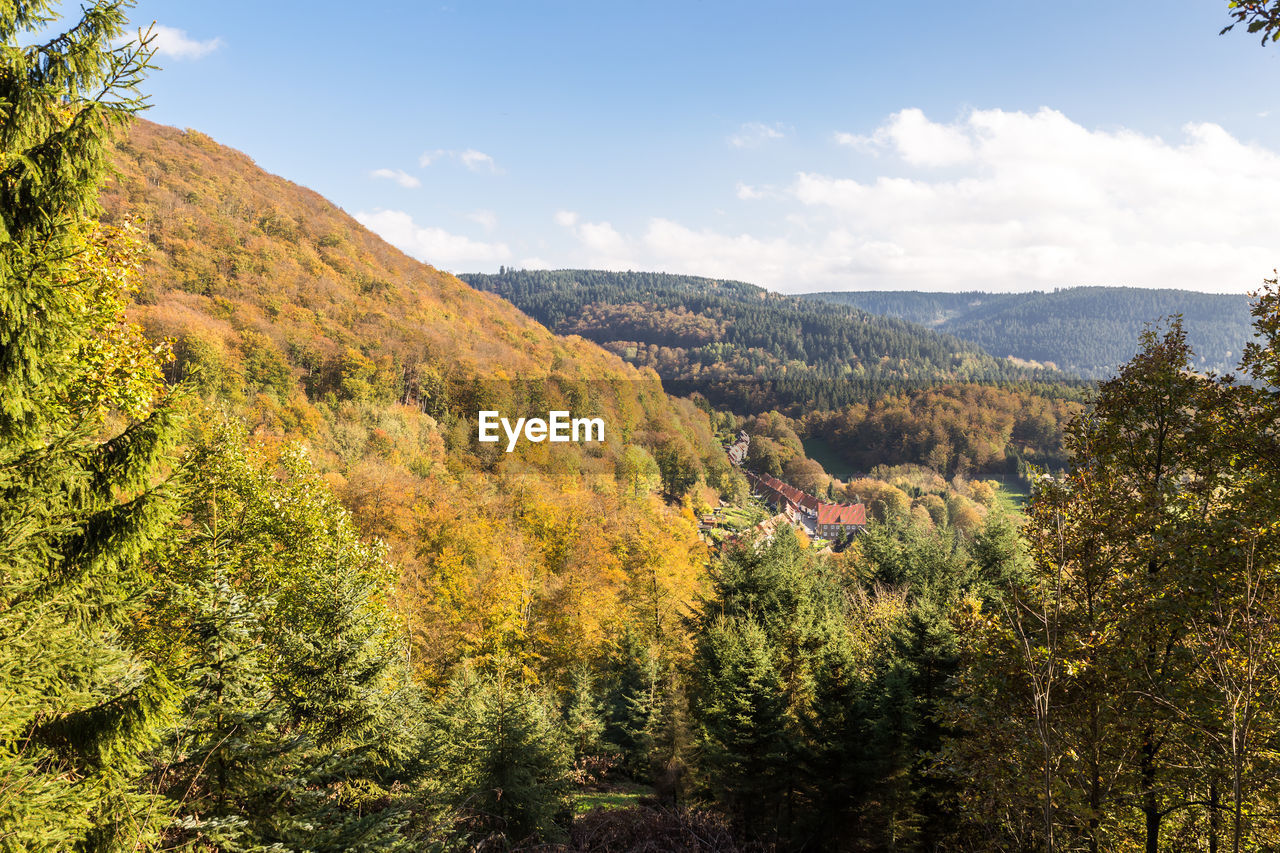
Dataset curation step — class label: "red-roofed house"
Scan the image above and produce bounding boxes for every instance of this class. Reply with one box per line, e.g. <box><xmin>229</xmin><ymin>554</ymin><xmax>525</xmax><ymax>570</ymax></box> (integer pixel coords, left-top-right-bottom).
<box><xmin>816</xmin><ymin>503</ymin><xmax>867</xmax><ymax>539</ymax></box>
<box><xmin>743</xmin><ymin>470</ymin><xmax>870</xmax><ymax>539</ymax></box>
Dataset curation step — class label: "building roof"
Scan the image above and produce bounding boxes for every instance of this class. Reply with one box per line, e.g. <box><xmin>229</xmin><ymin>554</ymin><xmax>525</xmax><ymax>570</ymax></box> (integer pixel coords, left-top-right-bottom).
<box><xmin>817</xmin><ymin>503</ymin><xmax>867</xmax><ymax>526</ymax></box>
<box><xmin>745</xmin><ymin>471</ymin><xmax>867</xmax><ymax>529</ymax></box>
<box><xmin>751</xmin><ymin>513</ymin><xmax>793</xmax><ymax>544</ymax></box>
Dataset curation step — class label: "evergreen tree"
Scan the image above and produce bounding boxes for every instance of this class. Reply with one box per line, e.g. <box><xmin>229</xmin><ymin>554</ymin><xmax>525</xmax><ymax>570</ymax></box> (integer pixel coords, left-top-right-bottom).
<box><xmin>0</xmin><ymin>5</ymin><xmax>183</xmax><ymax>850</ymax></box>
<box><xmin>688</xmin><ymin>534</ymin><xmax>837</xmax><ymax>844</ymax></box>
<box><xmin>798</xmin><ymin>626</ymin><xmax>867</xmax><ymax>844</ymax></box>
<box><xmin>160</xmin><ymin>574</ymin><xmax>292</xmax><ymax>850</ymax></box>
<box><xmin>868</xmin><ymin>599</ymin><xmax>961</xmax><ymax>848</ymax></box>
<box><xmin>147</xmin><ymin>418</ymin><xmax>419</xmax><ymax>851</ymax></box>
<box><xmin>601</xmin><ymin>628</ymin><xmax>659</xmax><ymax>778</ymax></box>
<box><xmin>427</xmin><ymin>670</ymin><xmax>574</xmax><ymax>848</ymax></box>
<box><xmin>690</xmin><ymin>616</ymin><xmax>791</xmax><ymax>840</ymax></box>
<box><xmin>563</xmin><ymin>663</ymin><xmax>608</xmax><ymax>763</ymax></box>
<box><xmin>645</xmin><ymin>661</ymin><xmax>693</xmax><ymax>805</ymax></box>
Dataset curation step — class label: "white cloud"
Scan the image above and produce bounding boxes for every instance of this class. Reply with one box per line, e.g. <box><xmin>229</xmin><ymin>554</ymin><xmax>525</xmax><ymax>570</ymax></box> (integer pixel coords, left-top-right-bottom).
<box><xmin>467</xmin><ymin>209</ymin><xmax>498</xmax><ymax>230</ymax></box>
<box><xmin>147</xmin><ymin>24</ymin><xmax>223</xmax><ymax>60</ymax></box>
<box><xmin>579</xmin><ymin>221</ymin><xmax>629</xmax><ymax>256</ymax></box>
<box><xmin>553</xmin><ymin>212</ymin><xmax>638</xmax><ymax>270</ymax></box>
<box><xmin>641</xmin><ymin>219</ymin><xmax>815</xmax><ymax>284</ymax></box>
<box><xmin>832</xmin><ymin>131</ymin><xmax>880</xmax><ymax>155</ymax></box>
<box><xmin>555</xmin><ymin>108</ymin><xmax>1280</xmax><ymax>294</ymax></box>
<box><xmin>370</xmin><ymin>168</ymin><xmax>421</xmax><ymax>189</ymax></box>
<box><xmin>356</xmin><ymin>209</ymin><xmax>511</xmax><ymax>271</ymax></box>
<box><xmin>789</xmin><ymin>108</ymin><xmax>1280</xmax><ymax>290</ymax></box>
<box><xmin>519</xmin><ymin>257</ymin><xmax>552</xmax><ymax>269</ymax></box>
<box><xmin>418</xmin><ymin>148</ymin><xmax>501</xmax><ymax>173</ymax></box>
<box><xmin>729</xmin><ymin>122</ymin><xmax>788</xmax><ymax>148</ymax></box>
<box><xmin>459</xmin><ymin>149</ymin><xmax>498</xmax><ymax>173</ymax></box>
<box><xmin>835</xmin><ymin>108</ymin><xmax>974</xmax><ymax>166</ymax></box>
<box><xmin>736</xmin><ymin>182</ymin><xmax>766</xmax><ymax>200</ymax></box>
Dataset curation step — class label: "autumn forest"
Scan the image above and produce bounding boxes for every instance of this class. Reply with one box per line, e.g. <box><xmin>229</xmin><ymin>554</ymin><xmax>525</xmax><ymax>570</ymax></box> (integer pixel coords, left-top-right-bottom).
<box><xmin>5</xmin><ymin>3</ymin><xmax>1280</xmax><ymax>853</ymax></box>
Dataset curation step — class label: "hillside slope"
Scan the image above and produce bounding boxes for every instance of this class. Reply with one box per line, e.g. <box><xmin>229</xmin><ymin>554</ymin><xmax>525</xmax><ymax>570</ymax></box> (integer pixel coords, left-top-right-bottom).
<box><xmin>800</xmin><ymin>287</ymin><xmax>1256</xmax><ymax>378</ymax></box>
<box><xmin>101</xmin><ymin>120</ymin><xmax>728</xmax><ymax>685</ymax></box>
<box><xmin>106</xmin><ymin>123</ymin><xmax>662</xmax><ymax>383</ymax></box>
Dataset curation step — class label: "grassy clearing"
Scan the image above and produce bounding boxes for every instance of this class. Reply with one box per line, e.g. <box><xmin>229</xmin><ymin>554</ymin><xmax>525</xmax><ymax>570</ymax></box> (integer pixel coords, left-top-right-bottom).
<box><xmin>575</xmin><ymin>783</ymin><xmax>653</xmax><ymax>814</ymax></box>
<box><xmin>994</xmin><ymin>479</ymin><xmax>1030</xmax><ymax>510</ymax></box>
<box><xmin>802</xmin><ymin>436</ymin><xmax>855</xmax><ymax>480</ymax></box>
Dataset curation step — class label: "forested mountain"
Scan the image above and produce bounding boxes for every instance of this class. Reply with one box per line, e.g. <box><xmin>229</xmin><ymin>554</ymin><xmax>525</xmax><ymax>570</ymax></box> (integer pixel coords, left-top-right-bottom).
<box><xmin>801</xmin><ymin>286</ymin><xmax>1256</xmax><ymax>377</ymax></box>
<box><xmin>460</xmin><ymin>269</ymin><xmax>1082</xmax><ymax>413</ymax></box>
<box><xmin>59</xmin><ymin>115</ymin><xmax>739</xmax><ymax>846</ymax></box>
<box><xmin>462</xmin><ymin>268</ymin><xmax>1088</xmax><ymax>478</ymax></box>
<box><xmin>101</xmin><ymin>119</ymin><xmax>735</xmax><ymax>684</ymax></box>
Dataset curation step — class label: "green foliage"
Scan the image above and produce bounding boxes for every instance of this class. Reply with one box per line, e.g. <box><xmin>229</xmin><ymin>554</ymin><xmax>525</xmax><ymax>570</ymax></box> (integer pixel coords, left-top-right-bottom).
<box><xmin>691</xmin><ymin>616</ymin><xmax>791</xmax><ymax>837</ymax></box>
<box><xmin>171</xmin><ymin>332</ymin><xmax>241</xmax><ymax>398</ymax></box>
<box><xmin>601</xmin><ymin>629</ymin><xmax>660</xmax><ymax>777</ymax></box>
<box><xmin>946</xmin><ymin>307</ymin><xmax>1280</xmax><ymax>851</ymax></box>
<box><xmin>0</xmin><ymin>5</ymin><xmax>184</xmax><ymax>850</ymax></box>
<box><xmin>238</xmin><ymin>330</ymin><xmax>293</xmax><ymax>398</ymax></box>
<box><xmin>149</xmin><ymin>417</ymin><xmax>420</xmax><ymax>851</ymax></box>
<box><xmin>857</xmin><ymin>508</ymin><xmax>975</xmax><ymax>597</ymax></box>
<box><xmin>683</xmin><ymin>501</ymin><xmax>1027</xmax><ymax>849</ymax></box>
<box><xmin>158</xmin><ymin>574</ymin><xmax>294</xmax><ymax>850</ymax></box>
<box><xmin>871</xmin><ymin>599</ymin><xmax>962</xmax><ymax>846</ymax></box>
<box><xmin>616</xmin><ymin>444</ymin><xmax>660</xmax><ymax>498</ymax></box>
<box><xmin>655</xmin><ymin>439</ymin><xmax>700</xmax><ymax>499</ymax></box>
<box><xmin>745</xmin><ymin>434</ymin><xmax>784</xmax><ymax>478</ymax></box>
<box><xmin>426</xmin><ymin>671</ymin><xmax>574</xmax><ymax>847</ymax></box>
<box><xmin>1241</xmin><ymin>274</ymin><xmax>1280</xmax><ymax>387</ymax></box>
<box><xmin>1221</xmin><ymin>0</ymin><xmax>1280</xmax><ymax>44</ymax></box>
<box><xmin>688</xmin><ymin>535</ymin><xmax>861</xmax><ymax>845</ymax></box>
<box><xmin>563</xmin><ymin>665</ymin><xmax>609</xmax><ymax>761</ymax></box>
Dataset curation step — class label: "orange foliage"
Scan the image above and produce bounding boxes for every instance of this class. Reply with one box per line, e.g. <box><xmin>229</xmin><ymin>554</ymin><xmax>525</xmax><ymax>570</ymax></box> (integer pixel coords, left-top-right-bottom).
<box><xmin>102</xmin><ymin>120</ymin><xmax>722</xmax><ymax>690</ymax></box>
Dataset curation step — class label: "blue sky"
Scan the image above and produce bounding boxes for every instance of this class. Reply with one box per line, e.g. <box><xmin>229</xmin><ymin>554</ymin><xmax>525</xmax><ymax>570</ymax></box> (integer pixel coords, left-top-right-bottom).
<box><xmin>113</xmin><ymin>1</ymin><xmax>1278</xmax><ymax>292</ymax></box>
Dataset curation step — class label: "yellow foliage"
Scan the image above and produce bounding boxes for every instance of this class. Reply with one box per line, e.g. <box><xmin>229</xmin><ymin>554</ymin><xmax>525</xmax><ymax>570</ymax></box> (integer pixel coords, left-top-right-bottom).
<box><xmin>102</xmin><ymin>119</ymin><xmax>725</xmax><ymax>691</ymax></box>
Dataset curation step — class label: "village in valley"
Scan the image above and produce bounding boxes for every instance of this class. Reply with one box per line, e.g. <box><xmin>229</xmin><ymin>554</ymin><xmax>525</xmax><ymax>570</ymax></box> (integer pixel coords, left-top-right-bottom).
<box><xmin>701</xmin><ymin>431</ymin><xmax>868</xmax><ymax>550</ymax></box>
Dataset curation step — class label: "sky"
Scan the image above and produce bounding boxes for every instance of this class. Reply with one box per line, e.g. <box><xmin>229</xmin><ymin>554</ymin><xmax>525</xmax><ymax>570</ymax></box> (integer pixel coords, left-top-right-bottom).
<box><xmin>94</xmin><ymin>2</ymin><xmax>1280</xmax><ymax>293</ymax></box>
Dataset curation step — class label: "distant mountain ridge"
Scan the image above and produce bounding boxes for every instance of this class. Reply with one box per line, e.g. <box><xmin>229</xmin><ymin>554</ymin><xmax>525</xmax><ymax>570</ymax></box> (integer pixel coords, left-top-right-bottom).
<box><xmin>799</xmin><ymin>287</ymin><xmax>1256</xmax><ymax>379</ymax></box>
<box><xmin>460</xmin><ymin>269</ymin><xmax>1081</xmax><ymax>414</ymax></box>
